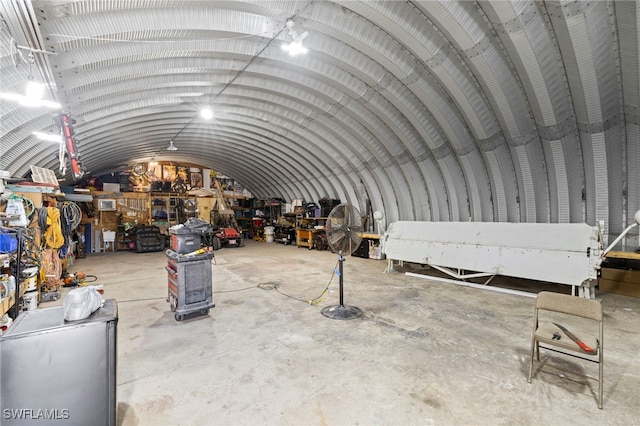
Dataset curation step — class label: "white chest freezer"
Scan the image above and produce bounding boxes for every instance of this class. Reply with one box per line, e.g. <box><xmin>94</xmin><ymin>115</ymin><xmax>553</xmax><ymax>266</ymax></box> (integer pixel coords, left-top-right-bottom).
<box><xmin>0</xmin><ymin>299</ymin><xmax>118</xmax><ymax>426</ymax></box>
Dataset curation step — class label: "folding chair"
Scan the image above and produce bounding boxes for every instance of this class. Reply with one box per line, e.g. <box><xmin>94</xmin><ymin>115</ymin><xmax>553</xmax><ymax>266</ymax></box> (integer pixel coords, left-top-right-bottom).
<box><xmin>528</xmin><ymin>291</ymin><xmax>604</xmax><ymax>408</ymax></box>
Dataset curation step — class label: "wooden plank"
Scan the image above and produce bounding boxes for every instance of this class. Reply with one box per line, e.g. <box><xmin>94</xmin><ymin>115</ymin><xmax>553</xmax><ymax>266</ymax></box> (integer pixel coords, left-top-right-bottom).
<box><xmin>196</xmin><ymin>198</ymin><xmax>215</xmax><ymax>222</ymax></box>
<box><xmin>600</xmin><ymin>268</ymin><xmax>640</xmax><ymax>297</ymax></box>
<box><xmin>0</xmin><ymin>290</ymin><xmax>15</xmax><ymax>317</ymax></box>
<box><xmin>606</xmin><ymin>250</ymin><xmax>640</xmax><ymax>261</ymax></box>
<box><xmin>361</xmin><ymin>233</ymin><xmax>380</xmax><ymax>239</ymax></box>
<box><xmin>601</xmin><ymin>268</ymin><xmax>640</xmax><ymax>284</ymax></box>
<box><xmin>89</xmin><ymin>191</ymin><xmax>150</xmax><ymax>228</ymax></box>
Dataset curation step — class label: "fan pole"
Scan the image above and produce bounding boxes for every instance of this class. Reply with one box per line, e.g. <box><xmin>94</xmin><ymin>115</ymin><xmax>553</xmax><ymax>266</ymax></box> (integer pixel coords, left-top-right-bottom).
<box><xmin>321</xmin><ymin>251</ymin><xmax>363</xmax><ymax>320</ymax></box>
<box><xmin>338</xmin><ymin>252</ymin><xmax>344</xmax><ymax>306</ymax></box>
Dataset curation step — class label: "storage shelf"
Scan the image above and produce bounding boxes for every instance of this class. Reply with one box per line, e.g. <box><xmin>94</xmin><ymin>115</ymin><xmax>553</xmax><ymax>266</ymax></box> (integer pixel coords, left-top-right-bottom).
<box><xmin>223</xmin><ymin>194</ymin><xmax>250</xmax><ymax>199</ymax></box>
<box><xmin>0</xmin><ymin>226</ymin><xmax>26</xmax><ymax>320</ymax></box>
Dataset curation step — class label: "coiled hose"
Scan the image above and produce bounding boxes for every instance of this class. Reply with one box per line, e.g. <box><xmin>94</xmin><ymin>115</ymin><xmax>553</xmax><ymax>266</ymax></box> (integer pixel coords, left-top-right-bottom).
<box><xmin>43</xmin><ymin>206</ymin><xmax>65</xmax><ymax>249</ymax></box>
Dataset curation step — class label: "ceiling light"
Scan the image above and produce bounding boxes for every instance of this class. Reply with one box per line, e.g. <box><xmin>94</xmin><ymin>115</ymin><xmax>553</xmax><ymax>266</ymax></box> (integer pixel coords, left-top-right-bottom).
<box><xmin>0</xmin><ymin>81</ymin><xmax>61</xmax><ymax>109</ymax></box>
<box><xmin>282</xmin><ymin>20</ymin><xmax>308</xmax><ymax>56</ymax></box>
<box><xmin>0</xmin><ymin>51</ymin><xmax>61</xmax><ymax>109</ymax></box>
<box><xmin>200</xmin><ymin>107</ymin><xmax>213</xmax><ymax>120</ymax></box>
<box><xmin>167</xmin><ymin>140</ymin><xmax>178</xmax><ymax>151</ymax></box>
<box><xmin>33</xmin><ymin>131</ymin><xmax>63</xmax><ymax>142</ymax></box>
<box><xmin>25</xmin><ymin>80</ymin><xmax>44</xmax><ymax>100</ymax></box>
<box><xmin>282</xmin><ymin>40</ymin><xmax>308</xmax><ymax>56</ymax></box>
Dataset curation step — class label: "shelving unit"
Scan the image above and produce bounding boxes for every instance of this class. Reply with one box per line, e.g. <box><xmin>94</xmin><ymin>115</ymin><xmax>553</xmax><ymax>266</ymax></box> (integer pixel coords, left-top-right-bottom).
<box><xmin>150</xmin><ymin>193</ymin><xmax>179</xmax><ymax>227</ymax></box>
<box><xmin>0</xmin><ymin>226</ymin><xmax>26</xmax><ymax>319</ymax></box>
<box><xmin>150</xmin><ymin>193</ymin><xmax>198</xmax><ymax>230</ymax></box>
<box><xmin>252</xmin><ymin>199</ymin><xmax>282</xmax><ymax>223</ymax></box>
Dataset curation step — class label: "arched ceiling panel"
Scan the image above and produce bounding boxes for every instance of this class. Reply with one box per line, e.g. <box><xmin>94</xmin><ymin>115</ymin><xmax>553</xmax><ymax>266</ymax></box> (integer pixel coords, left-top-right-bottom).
<box><xmin>615</xmin><ymin>1</ymin><xmax>640</xmax><ymax>249</ymax></box>
<box><xmin>1</xmin><ymin>0</ymin><xmax>637</xmax><ymax>248</ymax></box>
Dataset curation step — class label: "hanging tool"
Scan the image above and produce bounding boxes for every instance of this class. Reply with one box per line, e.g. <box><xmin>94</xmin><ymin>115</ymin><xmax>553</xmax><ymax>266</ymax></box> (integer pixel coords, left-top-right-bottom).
<box><xmin>553</xmin><ymin>322</ymin><xmax>595</xmax><ymax>353</ymax></box>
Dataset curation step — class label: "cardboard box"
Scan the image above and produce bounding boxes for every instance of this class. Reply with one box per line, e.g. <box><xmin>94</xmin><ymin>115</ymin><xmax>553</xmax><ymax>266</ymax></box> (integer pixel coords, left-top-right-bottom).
<box><xmin>599</xmin><ymin>268</ymin><xmax>640</xmax><ymax>297</ymax></box>
<box><xmin>1</xmin><ymin>291</ymin><xmax>15</xmax><ymax>315</ymax></box>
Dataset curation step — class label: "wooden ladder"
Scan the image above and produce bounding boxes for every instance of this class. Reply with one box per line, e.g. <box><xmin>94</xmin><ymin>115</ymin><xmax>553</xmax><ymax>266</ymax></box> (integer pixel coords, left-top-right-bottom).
<box><xmin>212</xmin><ymin>179</ymin><xmax>240</xmax><ymax>230</ymax></box>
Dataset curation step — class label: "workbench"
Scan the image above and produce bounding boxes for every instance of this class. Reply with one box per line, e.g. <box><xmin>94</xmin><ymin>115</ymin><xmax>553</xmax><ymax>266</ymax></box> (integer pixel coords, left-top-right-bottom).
<box><xmin>600</xmin><ymin>250</ymin><xmax>640</xmax><ymax>297</ymax></box>
<box><xmin>605</xmin><ymin>250</ymin><xmax>640</xmax><ymax>261</ymax></box>
<box><xmin>295</xmin><ymin>217</ymin><xmax>327</xmax><ymax>249</ymax></box>
<box><xmin>296</xmin><ymin>228</ymin><xmax>324</xmax><ymax>249</ymax></box>
<box><xmin>353</xmin><ymin>233</ymin><xmax>383</xmax><ymax>259</ymax></box>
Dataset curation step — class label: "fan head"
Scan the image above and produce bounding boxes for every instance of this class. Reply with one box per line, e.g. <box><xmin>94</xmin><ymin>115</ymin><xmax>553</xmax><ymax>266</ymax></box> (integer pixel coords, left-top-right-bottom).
<box><xmin>326</xmin><ymin>203</ymin><xmax>363</xmax><ymax>254</ymax></box>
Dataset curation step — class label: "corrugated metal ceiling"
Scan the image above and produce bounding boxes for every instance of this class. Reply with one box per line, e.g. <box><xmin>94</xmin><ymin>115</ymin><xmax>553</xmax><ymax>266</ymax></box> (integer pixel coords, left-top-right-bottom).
<box><xmin>0</xmin><ymin>0</ymin><xmax>638</xmax><ymax>248</ymax></box>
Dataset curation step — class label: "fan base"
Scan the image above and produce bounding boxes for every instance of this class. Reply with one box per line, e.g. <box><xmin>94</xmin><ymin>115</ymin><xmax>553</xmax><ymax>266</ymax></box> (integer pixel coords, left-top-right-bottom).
<box><xmin>321</xmin><ymin>304</ymin><xmax>363</xmax><ymax>320</ymax></box>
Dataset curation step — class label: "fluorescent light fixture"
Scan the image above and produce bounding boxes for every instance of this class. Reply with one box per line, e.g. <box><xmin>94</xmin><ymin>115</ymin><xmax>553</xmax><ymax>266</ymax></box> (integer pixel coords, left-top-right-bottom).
<box><xmin>25</xmin><ymin>81</ymin><xmax>44</xmax><ymax>99</ymax></box>
<box><xmin>33</xmin><ymin>131</ymin><xmax>63</xmax><ymax>142</ymax></box>
<box><xmin>0</xmin><ymin>80</ymin><xmax>61</xmax><ymax>109</ymax></box>
<box><xmin>200</xmin><ymin>107</ymin><xmax>213</xmax><ymax>120</ymax></box>
<box><xmin>282</xmin><ymin>40</ymin><xmax>308</xmax><ymax>56</ymax></box>
<box><xmin>282</xmin><ymin>20</ymin><xmax>308</xmax><ymax>56</ymax></box>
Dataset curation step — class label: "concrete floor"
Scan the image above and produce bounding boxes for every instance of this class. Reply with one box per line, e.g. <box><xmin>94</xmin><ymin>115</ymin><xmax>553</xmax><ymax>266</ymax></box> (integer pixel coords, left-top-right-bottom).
<box><xmin>49</xmin><ymin>240</ymin><xmax>639</xmax><ymax>425</ymax></box>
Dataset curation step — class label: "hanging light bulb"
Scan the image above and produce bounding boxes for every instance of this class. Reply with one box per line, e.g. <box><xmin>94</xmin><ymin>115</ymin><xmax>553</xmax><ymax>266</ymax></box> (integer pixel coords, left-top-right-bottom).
<box><xmin>0</xmin><ymin>80</ymin><xmax>61</xmax><ymax>109</ymax></box>
<box><xmin>24</xmin><ymin>80</ymin><xmax>44</xmax><ymax>100</ymax></box>
<box><xmin>0</xmin><ymin>52</ymin><xmax>61</xmax><ymax>109</ymax></box>
<box><xmin>200</xmin><ymin>107</ymin><xmax>213</xmax><ymax>120</ymax></box>
<box><xmin>167</xmin><ymin>140</ymin><xmax>178</xmax><ymax>151</ymax></box>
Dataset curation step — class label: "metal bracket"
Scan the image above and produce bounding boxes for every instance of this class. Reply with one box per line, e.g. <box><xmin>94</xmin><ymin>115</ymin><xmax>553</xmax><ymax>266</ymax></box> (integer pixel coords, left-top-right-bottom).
<box><xmin>428</xmin><ymin>264</ymin><xmax>496</xmax><ymax>285</ymax></box>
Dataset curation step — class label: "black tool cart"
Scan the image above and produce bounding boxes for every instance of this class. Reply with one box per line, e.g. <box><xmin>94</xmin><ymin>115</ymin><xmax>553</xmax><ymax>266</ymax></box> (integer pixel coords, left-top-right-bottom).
<box><xmin>165</xmin><ymin>219</ymin><xmax>215</xmax><ymax>321</ymax></box>
<box><xmin>165</xmin><ymin>249</ymin><xmax>214</xmax><ymax>321</ymax></box>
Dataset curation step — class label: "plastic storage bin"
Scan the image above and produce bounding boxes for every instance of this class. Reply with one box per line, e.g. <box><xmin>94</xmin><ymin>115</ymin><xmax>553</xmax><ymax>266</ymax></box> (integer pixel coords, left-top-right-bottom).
<box><xmin>170</xmin><ymin>233</ymin><xmax>201</xmax><ymax>254</ymax></box>
<box><xmin>169</xmin><ymin>225</ymin><xmax>201</xmax><ymax>254</ymax></box>
<box><xmin>0</xmin><ymin>233</ymin><xmax>17</xmax><ymax>253</ymax></box>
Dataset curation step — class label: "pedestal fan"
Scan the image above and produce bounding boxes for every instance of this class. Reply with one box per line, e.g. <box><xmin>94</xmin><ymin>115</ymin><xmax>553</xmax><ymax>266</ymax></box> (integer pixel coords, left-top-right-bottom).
<box><xmin>321</xmin><ymin>203</ymin><xmax>364</xmax><ymax>320</ymax></box>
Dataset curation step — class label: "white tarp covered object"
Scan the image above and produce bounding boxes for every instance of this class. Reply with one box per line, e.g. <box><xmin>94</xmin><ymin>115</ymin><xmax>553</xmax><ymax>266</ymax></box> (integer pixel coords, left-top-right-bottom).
<box><xmin>383</xmin><ymin>221</ymin><xmax>603</xmax><ymax>298</ymax></box>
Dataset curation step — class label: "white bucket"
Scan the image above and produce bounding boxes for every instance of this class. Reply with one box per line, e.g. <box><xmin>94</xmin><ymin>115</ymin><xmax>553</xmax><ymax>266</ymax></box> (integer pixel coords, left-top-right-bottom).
<box><xmin>264</xmin><ymin>226</ymin><xmax>275</xmax><ymax>243</ymax></box>
<box><xmin>22</xmin><ymin>267</ymin><xmax>38</xmax><ymax>291</ymax></box>
<box><xmin>24</xmin><ymin>291</ymin><xmax>38</xmax><ymax>311</ymax></box>
<box><xmin>25</xmin><ymin>275</ymin><xmax>37</xmax><ymax>292</ymax></box>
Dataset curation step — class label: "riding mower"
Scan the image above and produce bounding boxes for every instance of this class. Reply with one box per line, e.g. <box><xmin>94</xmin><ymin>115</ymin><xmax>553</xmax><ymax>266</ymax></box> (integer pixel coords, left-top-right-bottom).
<box><xmin>213</xmin><ymin>226</ymin><xmax>243</xmax><ymax>248</ymax></box>
<box><xmin>209</xmin><ymin>209</ymin><xmax>243</xmax><ymax>249</ymax></box>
